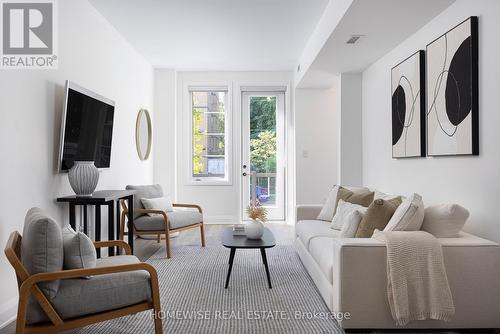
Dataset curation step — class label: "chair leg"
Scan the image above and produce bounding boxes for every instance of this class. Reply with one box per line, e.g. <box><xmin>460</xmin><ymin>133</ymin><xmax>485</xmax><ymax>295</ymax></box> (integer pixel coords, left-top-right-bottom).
<box><xmin>119</xmin><ymin>210</ymin><xmax>126</xmax><ymax>241</ymax></box>
<box><xmin>15</xmin><ymin>295</ymin><xmax>28</xmax><ymax>334</ymax></box>
<box><xmin>157</xmin><ymin>234</ymin><xmax>161</xmax><ymax>243</ymax></box>
<box><xmin>153</xmin><ymin>307</ymin><xmax>163</xmax><ymax>334</ymax></box>
<box><xmin>165</xmin><ymin>229</ymin><xmax>171</xmax><ymax>258</ymax></box>
<box><xmin>149</xmin><ymin>266</ymin><xmax>163</xmax><ymax>334</ymax></box>
<box><xmin>200</xmin><ymin>223</ymin><xmax>206</xmax><ymax>247</ymax></box>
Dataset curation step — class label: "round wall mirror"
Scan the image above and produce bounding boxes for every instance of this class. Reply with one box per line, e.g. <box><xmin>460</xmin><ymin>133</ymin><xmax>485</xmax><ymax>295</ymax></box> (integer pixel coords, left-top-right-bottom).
<box><xmin>136</xmin><ymin>109</ymin><xmax>152</xmax><ymax>160</ymax></box>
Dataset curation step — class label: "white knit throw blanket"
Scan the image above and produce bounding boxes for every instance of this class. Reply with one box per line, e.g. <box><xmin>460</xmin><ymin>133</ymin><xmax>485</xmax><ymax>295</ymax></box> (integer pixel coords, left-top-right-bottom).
<box><xmin>372</xmin><ymin>230</ymin><xmax>455</xmax><ymax>326</ymax></box>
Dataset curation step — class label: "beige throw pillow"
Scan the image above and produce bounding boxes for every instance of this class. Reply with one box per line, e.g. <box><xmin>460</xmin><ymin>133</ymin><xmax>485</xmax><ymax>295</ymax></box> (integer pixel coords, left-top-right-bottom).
<box><xmin>384</xmin><ymin>193</ymin><xmax>424</xmax><ymax>231</ymax></box>
<box><xmin>336</xmin><ymin>187</ymin><xmax>374</xmax><ymax>213</ymax></box>
<box><xmin>316</xmin><ymin>185</ymin><xmax>368</xmax><ymax>221</ymax></box>
<box><xmin>355</xmin><ymin>197</ymin><xmax>402</xmax><ymax>238</ymax></box>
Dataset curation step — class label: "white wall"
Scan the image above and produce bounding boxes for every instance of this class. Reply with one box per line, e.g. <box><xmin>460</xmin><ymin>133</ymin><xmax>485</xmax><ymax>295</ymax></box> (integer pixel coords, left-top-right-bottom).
<box><xmin>154</xmin><ymin>71</ymin><xmax>294</xmax><ymax>223</ymax></box>
<box><xmin>295</xmin><ymin>88</ymin><xmax>337</xmax><ymax>204</ymax></box>
<box><xmin>0</xmin><ymin>0</ymin><xmax>154</xmax><ymax>325</ymax></box>
<box><xmin>154</xmin><ymin>69</ymin><xmax>177</xmax><ymax>197</ymax></box>
<box><xmin>362</xmin><ymin>0</ymin><xmax>500</xmax><ymax>242</ymax></box>
<box><xmin>338</xmin><ymin>73</ymin><xmax>363</xmax><ymax>186</ymax></box>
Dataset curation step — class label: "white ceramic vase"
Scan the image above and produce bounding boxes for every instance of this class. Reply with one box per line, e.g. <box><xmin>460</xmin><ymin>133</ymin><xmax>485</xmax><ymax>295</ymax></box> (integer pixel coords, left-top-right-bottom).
<box><xmin>68</xmin><ymin>161</ymin><xmax>99</xmax><ymax>196</ymax></box>
<box><xmin>245</xmin><ymin>219</ymin><xmax>264</xmax><ymax>239</ymax></box>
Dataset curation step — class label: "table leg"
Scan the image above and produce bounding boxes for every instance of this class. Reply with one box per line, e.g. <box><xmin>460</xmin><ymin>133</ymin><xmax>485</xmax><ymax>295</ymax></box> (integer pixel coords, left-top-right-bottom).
<box><xmin>127</xmin><ymin>195</ymin><xmax>134</xmax><ymax>254</ymax></box>
<box><xmin>116</xmin><ymin>200</ymin><xmax>121</xmax><ymax>241</ymax></box>
<box><xmin>225</xmin><ymin>248</ymin><xmax>236</xmax><ymax>289</ymax></box>
<box><xmin>108</xmin><ymin>201</ymin><xmax>115</xmax><ymax>256</ymax></box>
<box><xmin>83</xmin><ymin>205</ymin><xmax>88</xmax><ymax>235</ymax></box>
<box><xmin>69</xmin><ymin>203</ymin><xmax>76</xmax><ymax>230</ymax></box>
<box><xmin>95</xmin><ymin>205</ymin><xmax>101</xmax><ymax>258</ymax></box>
<box><xmin>260</xmin><ymin>248</ymin><xmax>272</xmax><ymax>289</ymax></box>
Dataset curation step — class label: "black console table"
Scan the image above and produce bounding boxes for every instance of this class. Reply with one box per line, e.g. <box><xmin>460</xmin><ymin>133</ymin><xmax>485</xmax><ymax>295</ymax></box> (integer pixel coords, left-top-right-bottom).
<box><xmin>57</xmin><ymin>190</ymin><xmax>136</xmax><ymax>256</ymax></box>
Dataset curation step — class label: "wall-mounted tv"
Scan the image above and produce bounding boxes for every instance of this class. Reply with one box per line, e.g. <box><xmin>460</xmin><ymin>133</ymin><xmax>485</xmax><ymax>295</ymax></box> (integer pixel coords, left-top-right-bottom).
<box><xmin>59</xmin><ymin>81</ymin><xmax>115</xmax><ymax>171</ymax></box>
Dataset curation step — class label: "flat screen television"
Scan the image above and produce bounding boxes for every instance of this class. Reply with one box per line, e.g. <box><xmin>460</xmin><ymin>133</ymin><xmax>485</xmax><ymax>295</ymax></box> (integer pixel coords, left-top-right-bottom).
<box><xmin>59</xmin><ymin>81</ymin><xmax>115</xmax><ymax>171</ymax></box>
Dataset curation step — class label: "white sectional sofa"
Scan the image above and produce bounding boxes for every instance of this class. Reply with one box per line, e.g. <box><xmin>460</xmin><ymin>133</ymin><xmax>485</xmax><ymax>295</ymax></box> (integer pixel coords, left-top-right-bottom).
<box><xmin>295</xmin><ymin>204</ymin><xmax>500</xmax><ymax>329</ymax></box>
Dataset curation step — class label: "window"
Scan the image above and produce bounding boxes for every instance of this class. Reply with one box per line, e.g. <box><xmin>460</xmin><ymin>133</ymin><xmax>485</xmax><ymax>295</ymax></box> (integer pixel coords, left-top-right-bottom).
<box><xmin>189</xmin><ymin>87</ymin><xmax>230</xmax><ymax>183</ymax></box>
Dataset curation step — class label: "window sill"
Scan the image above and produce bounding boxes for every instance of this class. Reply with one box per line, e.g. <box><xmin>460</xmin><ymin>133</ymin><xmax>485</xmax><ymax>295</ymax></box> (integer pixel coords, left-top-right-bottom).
<box><xmin>185</xmin><ymin>178</ymin><xmax>232</xmax><ymax>186</ymax></box>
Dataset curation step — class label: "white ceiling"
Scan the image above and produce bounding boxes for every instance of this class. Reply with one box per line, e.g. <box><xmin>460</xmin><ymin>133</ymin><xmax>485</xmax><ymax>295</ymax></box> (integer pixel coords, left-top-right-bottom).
<box><xmin>298</xmin><ymin>0</ymin><xmax>455</xmax><ymax>88</ymax></box>
<box><xmin>89</xmin><ymin>0</ymin><xmax>328</xmax><ymax>71</ymax></box>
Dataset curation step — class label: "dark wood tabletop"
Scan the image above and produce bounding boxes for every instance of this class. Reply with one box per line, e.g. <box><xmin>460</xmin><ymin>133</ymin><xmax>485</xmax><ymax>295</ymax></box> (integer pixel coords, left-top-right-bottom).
<box><xmin>222</xmin><ymin>227</ymin><xmax>276</xmax><ymax>289</ymax></box>
<box><xmin>222</xmin><ymin>227</ymin><xmax>276</xmax><ymax>249</ymax></box>
<box><xmin>56</xmin><ymin>190</ymin><xmax>137</xmax><ymax>203</ymax></box>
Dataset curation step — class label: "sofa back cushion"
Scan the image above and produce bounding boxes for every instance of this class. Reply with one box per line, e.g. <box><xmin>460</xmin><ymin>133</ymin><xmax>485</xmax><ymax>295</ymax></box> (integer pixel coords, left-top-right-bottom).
<box><xmin>421</xmin><ymin>204</ymin><xmax>469</xmax><ymax>238</ymax></box>
<box><xmin>21</xmin><ymin>208</ymin><xmax>63</xmax><ymax>298</ymax></box>
<box><xmin>355</xmin><ymin>197</ymin><xmax>402</xmax><ymax>238</ymax></box>
<box><xmin>126</xmin><ymin>184</ymin><xmax>164</xmax><ymax>219</ymax></box>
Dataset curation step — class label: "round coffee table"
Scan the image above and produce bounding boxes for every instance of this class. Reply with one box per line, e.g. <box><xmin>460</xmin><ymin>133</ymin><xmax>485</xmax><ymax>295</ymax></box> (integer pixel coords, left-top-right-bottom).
<box><xmin>222</xmin><ymin>227</ymin><xmax>276</xmax><ymax>289</ymax></box>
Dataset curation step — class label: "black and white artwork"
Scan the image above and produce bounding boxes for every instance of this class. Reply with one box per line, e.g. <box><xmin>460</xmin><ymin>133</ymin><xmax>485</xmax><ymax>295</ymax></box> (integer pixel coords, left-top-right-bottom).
<box><xmin>426</xmin><ymin>16</ymin><xmax>478</xmax><ymax>156</ymax></box>
<box><xmin>391</xmin><ymin>50</ymin><xmax>425</xmax><ymax>158</ymax></box>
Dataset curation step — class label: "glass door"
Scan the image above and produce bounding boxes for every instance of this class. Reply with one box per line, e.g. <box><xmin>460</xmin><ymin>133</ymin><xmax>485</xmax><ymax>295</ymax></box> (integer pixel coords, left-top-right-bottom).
<box><xmin>241</xmin><ymin>91</ymin><xmax>285</xmax><ymax>221</ymax></box>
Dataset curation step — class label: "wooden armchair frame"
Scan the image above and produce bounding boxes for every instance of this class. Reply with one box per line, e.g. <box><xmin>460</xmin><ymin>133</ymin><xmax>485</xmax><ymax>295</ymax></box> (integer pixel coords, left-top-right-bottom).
<box><xmin>4</xmin><ymin>232</ymin><xmax>163</xmax><ymax>334</ymax></box>
<box><xmin>119</xmin><ymin>200</ymin><xmax>205</xmax><ymax>258</ymax></box>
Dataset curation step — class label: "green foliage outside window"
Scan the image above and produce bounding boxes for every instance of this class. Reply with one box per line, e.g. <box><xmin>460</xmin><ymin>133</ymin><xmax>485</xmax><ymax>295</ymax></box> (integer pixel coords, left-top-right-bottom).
<box><xmin>250</xmin><ymin>130</ymin><xmax>276</xmax><ymax>173</ymax></box>
<box><xmin>192</xmin><ymin>110</ymin><xmax>205</xmax><ymax>175</ymax></box>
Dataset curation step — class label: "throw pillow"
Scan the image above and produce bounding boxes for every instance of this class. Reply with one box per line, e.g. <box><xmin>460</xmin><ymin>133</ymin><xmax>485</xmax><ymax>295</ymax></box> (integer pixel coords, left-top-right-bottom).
<box><xmin>339</xmin><ymin>210</ymin><xmax>364</xmax><ymax>238</ymax></box>
<box><xmin>421</xmin><ymin>204</ymin><xmax>469</xmax><ymax>238</ymax></box>
<box><xmin>62</xmin><ymin>225</ymin><xmax>97</xmax><ymax>270</ymax></box>
<box><xmin>336</xmin><ymin>187</ymin><xmax>374</xmax><ymax>213</ymax></box>
<box><xmin>355</xmin><ymin>197</ymin><xmax>402</xmax><ymax>238</ymax></box>
<box><xmin>384</xmin><ymin>193</ymin><xmax>424</xmax><ymax>231</ymax></box>
<box><xmin>316</xmin><ymin>185</ymin><xmax>368</xmax><ymax>221</ymax></box>
<box><xmin>141</xmin><ymin>196</ymin><xmax>174</xmax><ymax>216</ymax></box>
<box><xmin>374</xmin><ymin>190</ymin><xmax>404</xmax><ymax>201</ymax></box>
<box><xmin>317</xmin><ymin>185</ymin><xmax>340</xmax><ymax>221</ymax></box>
<box><xmin>330</xmin><ymin>199</ymin><xmax>367</xmax><ymax>230</ymax></box>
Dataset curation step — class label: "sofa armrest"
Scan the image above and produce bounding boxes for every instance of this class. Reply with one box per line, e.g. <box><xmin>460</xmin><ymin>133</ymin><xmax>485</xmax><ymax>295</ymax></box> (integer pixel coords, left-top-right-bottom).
<box><xmin>330</xmin><ymin>236</ymin><xmax>500</xmax><ymax>329</ymax></box>
<box><xmin>296</xmin><ymin>205</ymin><xmax>323</xmax><ymax>223</ymax></box>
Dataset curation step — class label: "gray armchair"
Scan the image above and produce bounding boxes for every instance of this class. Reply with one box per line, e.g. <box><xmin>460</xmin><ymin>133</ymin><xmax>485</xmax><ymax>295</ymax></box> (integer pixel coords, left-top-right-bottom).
<box><xmin>120</xmin><ymin>184</ymin><xmax>205</xmax><ymax>258</ymax></box>
<box><xmin>5</xmin><ymin>208</ymin><xmax>162</xmax><ymax>334</ymax></box>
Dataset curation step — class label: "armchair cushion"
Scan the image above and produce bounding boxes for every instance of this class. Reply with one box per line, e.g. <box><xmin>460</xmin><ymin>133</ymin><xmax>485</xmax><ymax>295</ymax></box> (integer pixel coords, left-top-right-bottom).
<box><xmin>133</xmin><ymin>210</ymin><xmax>203</xmax><ymax>231</ymax></box>
<box><xmin>134</xmin><ymin>214</ymin><xmax>165</xmax><ymax>231</ymax></box>
<box><xmin>22</xmin><ymin>208</ymin><xmax>63</xmax><ymax>299</ymax></box>
<box><xmin>167</xmin><ymin>211</ymin><xmax>203</xmax><ymax>229</ymax></box>
<box><xmin>126</xmin><ymin>184</ymin><xmax>164</xmax><ymax>219</ymax></box>
<box><xmin>27</xmin><ymin>255</ymin><xmax>152</xmax><ymax>324</ymax></box>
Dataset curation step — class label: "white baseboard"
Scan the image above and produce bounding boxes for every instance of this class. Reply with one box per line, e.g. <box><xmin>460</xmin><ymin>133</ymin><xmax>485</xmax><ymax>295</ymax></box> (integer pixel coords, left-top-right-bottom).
<box><xmin>203</xmin><ymin>216</ymin><xmax>239</xmax><ymax>224</ymax></box>
<box><xmin>0</xmin><ymin>297</ymin><xmax>17</xmax><ymax>330</ymax></box>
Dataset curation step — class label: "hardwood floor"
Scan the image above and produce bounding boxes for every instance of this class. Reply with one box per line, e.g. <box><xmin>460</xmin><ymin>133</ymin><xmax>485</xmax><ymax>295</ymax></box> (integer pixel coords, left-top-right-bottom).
<box><xmin>134</xmin><ymin>222</ymin><xmax>295</xmax><ymax>261</ymax></box>
<box><xmin>0</xmin><ymin>223</ymin><xmax>294</xmax><ymax>334</ymax></box>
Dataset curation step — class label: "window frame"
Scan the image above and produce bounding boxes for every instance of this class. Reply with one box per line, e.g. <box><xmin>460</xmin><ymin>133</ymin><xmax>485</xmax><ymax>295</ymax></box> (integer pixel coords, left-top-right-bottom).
<box><xmin>185</xmin><ymin>84</ymin><xmax>233</xmax><ymax>186</ymax></box>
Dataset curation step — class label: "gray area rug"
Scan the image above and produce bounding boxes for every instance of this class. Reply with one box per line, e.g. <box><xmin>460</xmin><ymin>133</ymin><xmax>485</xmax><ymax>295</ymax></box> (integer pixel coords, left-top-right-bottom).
<box><xmin>74</xmin><ymin>245</ymin><xmax>470</xmax><ymax>334</ymax></box>
<box><xmin>76</xmin><ymin>245</ymin><xmax>343</xmax><ymax>333</ymax></box>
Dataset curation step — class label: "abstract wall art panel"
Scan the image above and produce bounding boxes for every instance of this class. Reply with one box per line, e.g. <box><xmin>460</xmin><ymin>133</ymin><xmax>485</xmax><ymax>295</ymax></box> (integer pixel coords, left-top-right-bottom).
<box><xmin>391</xmin><ymin>50</ymin><xmax>425</xmax><ymax>158</ymax></box>
<box><xmin>426</xmin><ymin>16</ymin><xmax>478</xmax><ymax>156</ymax></box>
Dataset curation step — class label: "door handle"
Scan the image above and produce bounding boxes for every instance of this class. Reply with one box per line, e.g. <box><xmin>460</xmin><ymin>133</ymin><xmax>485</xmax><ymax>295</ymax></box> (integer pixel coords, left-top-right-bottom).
<box><xmin>242</xmin><ymin>172</ymin><xmax>247</xmax><ymax>176</ymax></box>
